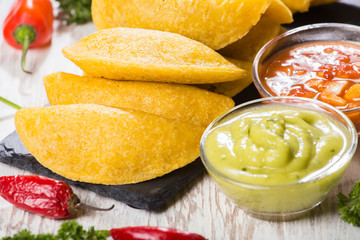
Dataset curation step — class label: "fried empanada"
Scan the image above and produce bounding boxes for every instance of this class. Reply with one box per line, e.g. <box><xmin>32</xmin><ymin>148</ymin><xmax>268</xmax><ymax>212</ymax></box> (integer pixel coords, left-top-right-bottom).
<box><xmin>15</xmin><ymin>104</ymin><xmax>205</xmax><ymax>185</ymax></box>
<box><xmin>43</xmin><ymin>72</ymin><xmax>235</xmax><ymax>127</ymax></box>
<box><xmin>91</xmin><ymin>0</ymin><xmax>271</xmax><ymax>50</ymax></box>
<box><xmin>197</xmin><ymin>59</ymin><xmax>253</xmax><ymax>97</ymax></box>
<box><xmin>264</xmin><ymin>0</ymin><xmax>293</xmax><ymax>24</ymax></box>
<box><xmin>281</xmin><ymin>0</ymin><xmax>311</xmax><ymax>12</ymax></box>
<box><xmin>62</xmin><ymin>28</ymin><xmax>245</xmax><ymax>84</ymax></box>
<box><xmin>218</xmin><ymin>16</ymin><xmax>283</xmax><ymax>62</ymax></box>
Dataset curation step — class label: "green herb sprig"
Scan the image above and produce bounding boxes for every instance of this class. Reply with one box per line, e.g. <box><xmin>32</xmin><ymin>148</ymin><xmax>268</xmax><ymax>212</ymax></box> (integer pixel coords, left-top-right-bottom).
<box><xmin>337</xmin><ymin>180</ymin><xmax>360</xmax><ymax>227</ymax></box>
<box><xmin>2</xmin><ymin>221</ymin><xmax>109</xmax><ymax>240</ymax></box>
<box><xmin>55</xmin><ymin>0</ymin><xmax>92</xmax><ymax>24</ymax></box>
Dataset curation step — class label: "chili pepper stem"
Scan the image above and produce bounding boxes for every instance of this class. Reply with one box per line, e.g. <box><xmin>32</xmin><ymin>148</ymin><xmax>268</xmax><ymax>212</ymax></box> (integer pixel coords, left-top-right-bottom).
<box><xmin>0</xmin><ymin>96</ymin><xmax>22</xmax><ymax>110</ymax></box>
<box><xmin>13</xmin><ymin>25</ymin><xmax>37</xmax><ymax>74</ymax></box>
<box><xmin>76</xmin><ymin>202</ymin><xmax>115</xmax><ymax>212</ymax></box>
<box><xmin>68</xmin><ymin>194</ymin><xmax>114</xmax><ymax>215</ymax></box>
<box><xmin>20</xmin><ymin>36</ymin><xmax>32</xmax><ymax>74</ymax></box>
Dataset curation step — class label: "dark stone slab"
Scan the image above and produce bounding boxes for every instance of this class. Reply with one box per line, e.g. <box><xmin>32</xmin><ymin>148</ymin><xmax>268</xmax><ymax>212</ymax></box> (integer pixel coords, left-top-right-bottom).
<box><xmin>233</xmin><ymin>83</ymin><xmax>260</xmax><ymax>105</ymax></box>
<box><xmin>285</xmin><ymin>0</ymin><xmax>360</xmax><ymax>29</ymax></box>
<box><xmin>0</xmin><ymin>85</ymin><xmax>260</xmax><ymax>211</ymax></box>
<box><xmin>0</xmin><ymin>131</ymin><xmax>205</xmax><ymax>210</ymax></box>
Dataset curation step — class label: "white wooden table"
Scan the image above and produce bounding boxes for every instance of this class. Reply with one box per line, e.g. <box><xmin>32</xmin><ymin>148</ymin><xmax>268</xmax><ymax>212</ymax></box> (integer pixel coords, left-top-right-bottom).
<box><xmin>0</xmin><ymin>1</ymin><xmax>360</xmax><ymax>239</ymax></box>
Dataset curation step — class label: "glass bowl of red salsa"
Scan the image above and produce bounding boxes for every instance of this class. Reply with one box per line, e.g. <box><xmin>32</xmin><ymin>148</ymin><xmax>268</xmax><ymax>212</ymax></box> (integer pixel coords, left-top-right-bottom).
<box><xmin>253</xmin><ymin>23</ymin><xmax>360</xmax><ymax>131</ymax></box>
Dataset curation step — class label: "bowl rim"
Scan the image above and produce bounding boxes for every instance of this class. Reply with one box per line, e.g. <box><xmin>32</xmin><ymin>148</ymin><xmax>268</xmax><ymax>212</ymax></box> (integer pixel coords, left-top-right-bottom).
<box><xmin>252</xmin><ymin>22</ymin><xmax>360</xmax><ymax>114</ymax></box>
<box><xmin>199</xmin><ymin>96</ymin><xmax>358</xmax><ymax>189</ymax></box>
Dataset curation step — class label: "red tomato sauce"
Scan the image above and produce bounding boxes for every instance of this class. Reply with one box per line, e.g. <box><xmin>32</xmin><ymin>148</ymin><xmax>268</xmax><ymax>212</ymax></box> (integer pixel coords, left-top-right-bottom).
<box><xmin>261</xmin><ymin>41</ymin><xmax>360</xmax><ymax>110</ymax></box>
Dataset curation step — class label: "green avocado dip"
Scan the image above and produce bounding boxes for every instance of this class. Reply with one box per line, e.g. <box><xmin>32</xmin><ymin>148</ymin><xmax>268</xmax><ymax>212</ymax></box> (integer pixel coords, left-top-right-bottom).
<box><xmin>201</xmin><ymin>103</ymin><xmax>355</xmax><ymax>218</ymax></box>
<box><xmin>204</xmin><ymin>106</ymin><xmax>348</xmax><ymax>185</ymax></box>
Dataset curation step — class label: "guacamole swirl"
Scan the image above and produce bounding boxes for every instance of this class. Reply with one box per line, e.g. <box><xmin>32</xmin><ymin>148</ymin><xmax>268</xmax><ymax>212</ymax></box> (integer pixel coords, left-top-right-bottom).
<box><xmin>204</xmin><ymin>107</ymin><xmax>347</xmax><ymax>184</ymax></box>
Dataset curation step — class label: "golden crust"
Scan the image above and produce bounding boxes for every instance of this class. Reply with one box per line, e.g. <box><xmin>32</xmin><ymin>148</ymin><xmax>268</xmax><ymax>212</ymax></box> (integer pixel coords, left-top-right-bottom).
<box><xmin>218</xmin><ymin>16</ymin><xmax>283</xmax><ymax>62</ymax></box>
<box><xmin>15</xmin><ymin>104</ymin><xmax>205</xmax><ymax>185</ymax></box>
<box><xmin>62</xmin><ymin>28</ymin><xmax>245</xmax><ymax>84</ymax></box>
<box><xmin>91</xmin><ymin>0</ymin><xmax>271</xmax><ymax>50</ymax></box>
<box><xmin>43</xmin><ymin>72</ymin><xmax>235</xmax><ymax>127</ymax></box>
<box><xmin>264</xmin><ymin>0</ymin><xmax>293</xmax><ymax>24</ymax></box>
<box><xmin>281</xmin><ymin>0</ymin><xmax>311</xmax><ymax>13</ymax></box>
<box><xmin>197</xmin><ymin>59</ymin><xmax>253</xmax><ymax>97</ymax></box>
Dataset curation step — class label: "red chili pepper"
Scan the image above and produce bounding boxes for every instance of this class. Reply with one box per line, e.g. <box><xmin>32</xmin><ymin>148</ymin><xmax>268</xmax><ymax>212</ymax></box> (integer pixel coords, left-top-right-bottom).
<box><xmin>110</xmin><ymin>226</ymin><xmax>206</xmax><ymax>240</ymax></box>
<box><xmin>3</xmin><ymin>0</ymin><xmax>54</xmax><ymax>73</ymax></box>
<box><xmin>0</xmin><ymin>175</ymin><xmax>114</xmax><ymax>219</ymax></box>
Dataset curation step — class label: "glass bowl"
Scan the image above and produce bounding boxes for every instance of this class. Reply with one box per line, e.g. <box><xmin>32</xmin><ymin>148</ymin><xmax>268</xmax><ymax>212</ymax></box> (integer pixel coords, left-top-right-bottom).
<box><xmin>200</xmin><ymin>97</ymin><xmax>357</xmax><ymax>221</ymax></box>
<box><xmin>252</xmin><ymin>23</ymin><xmax>360</xmax><ymax>132</ymax></box>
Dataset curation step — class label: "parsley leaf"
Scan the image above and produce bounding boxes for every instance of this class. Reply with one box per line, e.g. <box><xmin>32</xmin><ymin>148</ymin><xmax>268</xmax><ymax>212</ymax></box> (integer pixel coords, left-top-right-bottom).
<box><xmin>56</xmin><ymin>221</ymin><xmax>109</xmax><ymax>240</ymax></box>
<box><xmin>55</xmin><ymin>0</ymin><xmax>92</xmax><ymax>24</ymax></box>
<box><xmin>1</xmin><ymin>230</ymin><xmax>56</xmax><ymax>240</ymax></box>
<box><xmin>1</xmin><ymin>221</ymin><xmax>109</xmax><ymax>240</ymax></box>
<box><xmin>337</xmin><ymin>180</ymin><xmax>360</xmax><ymax>227</ymax></box>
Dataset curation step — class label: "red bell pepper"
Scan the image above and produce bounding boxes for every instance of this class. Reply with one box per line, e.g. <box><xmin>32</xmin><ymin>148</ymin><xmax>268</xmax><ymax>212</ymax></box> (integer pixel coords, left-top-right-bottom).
<box><xmin>0</xmin><ymin>175</ymin><xmax>114</xmax><ymax>219</ymax></box>
<box><xmin>3</xmin><ymin>0</ymin><xmax>54</xmax><ymax>73</ymax></box>
<box><xmin>110</xmin><ymin>226</ymin><xmax>206</xmax><ymax>240</ymax></box>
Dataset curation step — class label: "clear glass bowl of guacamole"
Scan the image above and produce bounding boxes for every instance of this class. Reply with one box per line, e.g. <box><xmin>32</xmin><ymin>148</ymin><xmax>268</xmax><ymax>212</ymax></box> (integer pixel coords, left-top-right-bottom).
<box><xmin>200</xmin><ymin>97</ymin><xmax>357</xmax><ymax>221</ymax></box>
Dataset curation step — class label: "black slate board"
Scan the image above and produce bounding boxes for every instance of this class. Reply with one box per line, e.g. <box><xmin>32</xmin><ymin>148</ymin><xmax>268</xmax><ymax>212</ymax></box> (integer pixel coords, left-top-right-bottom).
<box><xmin>285</xmin><ymin>0</ymin><xmax>360</xmax><ymax>29</ymax></box>
<box><xmin>0</xmin><ymin>131</ymin><xmax>205</xmax><ymax>210</ymax></box>
<box><xmin>0</xmin><ymin>84</ymin><xmax>260</xmax><ymax>211</ymax></box>
<box><xmin>1</xmin><ymin>0</ymin><xmax>359</xmax><ymax>211</ymax></box>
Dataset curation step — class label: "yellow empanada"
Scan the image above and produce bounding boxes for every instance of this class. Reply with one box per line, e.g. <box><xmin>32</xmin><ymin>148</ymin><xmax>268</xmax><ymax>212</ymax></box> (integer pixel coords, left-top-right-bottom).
<box><xmin>62</xmin><ymin>28</ymin><xmax>245</xmax><ymax>84</ymax></box>
<box><xmin>218</xmin><ymin>16</ymin><xmax>283</xmax><ymax>62</ymax></box>
<box><xmin>43</xmin><ymin>72</ymin><xmax>235</xmax><ymax>127</ymax></box>
<box><xmin>15</xmin><ymin>104</ymin><xmax>205</xmax><ymax>185</ymax></box>
<box><xmin>91</xmin><ymin>0</ymin><xmax>271</xmax><ymax>50</ymax></box>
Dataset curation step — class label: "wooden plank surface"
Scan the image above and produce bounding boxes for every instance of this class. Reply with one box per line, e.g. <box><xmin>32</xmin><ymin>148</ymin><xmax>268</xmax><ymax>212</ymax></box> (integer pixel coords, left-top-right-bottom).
<box><xmin>0</xmin><ymin>1</ymin><xmax>360</xmax><ymax>239</ymax></box>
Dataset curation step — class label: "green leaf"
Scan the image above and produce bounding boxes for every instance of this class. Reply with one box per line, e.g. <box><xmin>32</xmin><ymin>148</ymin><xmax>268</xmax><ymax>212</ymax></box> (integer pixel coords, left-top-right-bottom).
<box><xmin>349</xmin><ymin>181</ymin><xmax>360</xmax><ymax>201</ymax></box>
<box><xmin>1</xmin><ymin>229</ymin><xmax>56</xmax><ymax>240</ymax></box>
<box><xmin>1</xmin><ymin>221</ymin><xmax>109</xmax><ymax>240</ymax></box>
<box><xmin>337</xmin><ymin>180</ymin><xmax>360</xmax><ymax>227</ymax></box>
<box><xmin>57</xmin><ymin>221</ymin><xmax>109</xmax><ymax>240</ymax></box>
<box><xmin>55</xmin><ymin>0</ymin><xmax>92</xmax><ymax>24</ymax></box>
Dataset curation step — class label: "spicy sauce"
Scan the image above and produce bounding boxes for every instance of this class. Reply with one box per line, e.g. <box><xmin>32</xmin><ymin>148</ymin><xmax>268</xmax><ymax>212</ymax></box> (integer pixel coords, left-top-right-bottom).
<box><xmin>261</xmin><ymin>41</ymin><xmax>360</xmax><ymax>110</ymax></box>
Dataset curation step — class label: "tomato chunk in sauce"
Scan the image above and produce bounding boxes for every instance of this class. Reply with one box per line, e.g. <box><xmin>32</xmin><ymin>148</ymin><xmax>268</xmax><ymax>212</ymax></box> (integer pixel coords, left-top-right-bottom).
<box><xmin>261</xmin><ymin>41</ymin><xmax>360</xmax><ymax>110</ymax></box>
